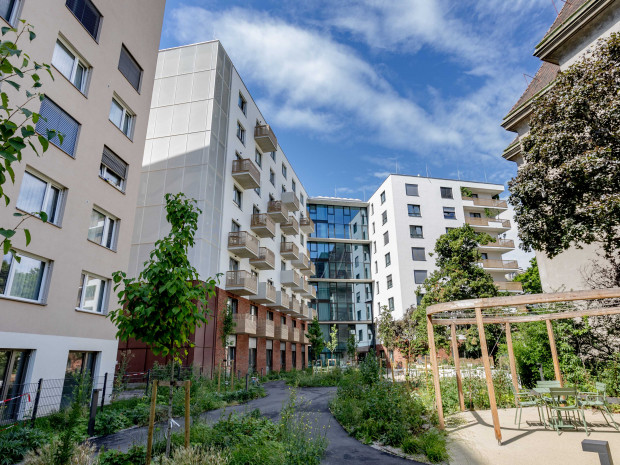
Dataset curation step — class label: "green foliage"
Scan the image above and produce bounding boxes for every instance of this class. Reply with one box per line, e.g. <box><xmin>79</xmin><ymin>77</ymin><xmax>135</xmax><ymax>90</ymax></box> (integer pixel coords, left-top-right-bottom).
<box><xmin>401</xmin><ymin>428</ymin><xmax>449</xmax><ymax>463</ymax></box>
<box><xmin>460</xmin><ymin>186</ymin><xmax>473</xmax><ymax>197</ymax></box>
<box><xmin>98</xmin><ymin>445</ymin><xmax>146</xmax><ymax>465</ymax></box>
<box><xmin>513</xmin><ymin>257</ymin><xmax>542</xmax><ymax>293</ymax></box>
<box><xmin>54</xmin><ymin>375</ymin><xmax>91</xmax><ymax>464</ymax></box>
<box><xmin>376</xmin><ymin>305</ymin><xmax>397</xmax><ymax>352</ymax></box>
<box><xmin>157</xmin><ymin>446</ymin><xmax>229</xmax><ymax>465</ymax></box>
<box><xmin>94</xmin><ymin>410</ymin><xmax>133</xmax><ymax>436</ymax></box>
<box><xmin>306</xmin><ymin>317</ymin><xmax>325</xmax><ymax>361</ymax></box>
<box><xmin>24</xmin><ymin>441</ymin><xmax>97</xmax><ymax>465</ymax></box>
<box><xmin>326</xmin><ymin>324</ymin><xmax>338</xmax><ymax>359</ymax></box>
<box><xmin>346</xmin><ymin>333</ymin><xmax>357</xmax><ymax>362</ymax></box>
<box><xmin>220</xmin><ymin>305</ymin><xmax>236</xmax><ymax>359</ymax></box>
<box><xmin>0</xmin><ymin>426</ymin><xmax>49</xmax><ymax>465</ymax></box>
<box><xmin>359</xmin><ymin>352</ymin><xmax>381</xmax><ymax>385</ymax></box>
<box><xmin>509</xmin><ymin>32</ymin><xmax>620</xmax><ymax>284</ymax></box>
<box><xmin>284</xmin><ymin>367</ymin><xmax>344</xmax><ymax>387</ymax></box>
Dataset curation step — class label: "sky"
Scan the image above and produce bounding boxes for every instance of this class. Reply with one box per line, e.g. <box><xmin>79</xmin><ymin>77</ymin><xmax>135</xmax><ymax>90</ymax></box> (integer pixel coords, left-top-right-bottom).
<box><xmin>160</xmin><ymin>0</ymin><xmax>558</xmax><ymax>202</ymax></box>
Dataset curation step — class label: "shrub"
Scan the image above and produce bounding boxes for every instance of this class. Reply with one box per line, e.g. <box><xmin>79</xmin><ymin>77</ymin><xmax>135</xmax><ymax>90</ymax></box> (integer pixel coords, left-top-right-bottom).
<box><xmin>0</xmin><ymin>426</ymin><xmax>49</xmax><ymax>465</ymax></box>
<box><xmin>94</xmin><ymin>410</ymin><xmax>132</xmax><ymax>436</ymax></box>
<box><xmin>98</xmin><ymin>445</ymin><xmax>146</xmax><ymax>465</ymax></box>
<box><xmin>23</xmin><ymin>440</ymin><xmax>98</xmax><ymax>465</ymax></box>
<box><xmin>402</xmin><ymin>428</ymin><xmax>449</xmax><ymax>463</ymax></box>
<box><xmin>157</xmin><ymin>446</ymin><xmax>229</xmax><ymax>465</ymax></box>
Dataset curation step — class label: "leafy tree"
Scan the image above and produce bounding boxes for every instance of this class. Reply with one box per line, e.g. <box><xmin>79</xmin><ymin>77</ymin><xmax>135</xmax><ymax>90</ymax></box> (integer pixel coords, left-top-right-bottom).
<box><xmin>509</xmin><ymin>33</ymin><xmax>620</xmax><ymax>285</ymax></box>
<box><xmin>513</xmin><ymin>257</ymin><xmax>542</xmax><ymax>293</ymax></box>
<box><xmin>109</xmin><ymin>193</ymin><xmax>217</xmax><ymax>457</ymax></box>
<box><xmin>376</xmin><ymin>305</ymin><xmax>397</xmax><ymax>381</ymax></box>
<box><xmin>0</xmin><ymin>22</ymin><xmax>59</xmax><ymax>255</ymax></box>
<box><xmin>326</xmin><ymin>324</ymin><xmax>338</xmax><ymax>361</ymax></box>
<box><xmin>394</xmin><ymin>306</ymin><xmax>419</xmax><ymax>381</ymax></box>
<box><xmin>220</xmin><ymin>303</ymin><xmax>235</xmax><ymax>372</ymax></box>
<box><xmin>306</xmin><ymin>317</ymin><xmax>325</xmax><ymax>364</ymax></box>
<box><xmin>346</xmin><ymin>332</ymin><xmax>357</xmax><ymax>364</ymax></box>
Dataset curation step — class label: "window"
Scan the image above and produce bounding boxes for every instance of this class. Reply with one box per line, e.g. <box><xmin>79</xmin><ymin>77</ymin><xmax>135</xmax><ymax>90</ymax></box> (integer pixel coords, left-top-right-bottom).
<box><xmin>371</xmin><ymin>222</ymin><xmax>375</xmax><ymax>234</ymax></box>
<box><xmin>387</xmin><ymin>274</ymin><xmax>393</xmax><ymax>289</ymax></box>
<box><xmin>100</xmin><ymin>146</ymin><xmax>128</xmax><ymax>191</ymax></box>
<box><xmin>383</xmin><ymin>231</ymin><xmax>389</xmax><ymax>245</ymax></box>
<box><xmin>87</xmin><ymin>209</ymin><xmax>117</xmax><ymax>249</ymax></box>
<box><xmin>381</xmin><ymin>211</ymin><xmax>387</xmax><ymax>225</ymax></box>
<box><xmin>236</xmin><ymin>121</ymin><xmax>245</xmax><ymax>144</ymax></box>
<box><xmin>238</xmin><ymin>93</ymin><xmax>247</xmax><ymax>114</ymax></box>
<box><xmin>414</xmin><ymin>270</ymin><xmax>427</xmax><ymax>284</ymax></box>
<box><xmin>481</xmin><ymin>253</ymin><xmax>489</xmax><ymax>260</ymax></box>
<box><xmin>445</xmin><ymin>227</ymin><xmax>455</xmax><ymax>233</ymax></box>
<box><xmin>371</xmin><ymin>204</ymin><xmax>374</xmax><ymax>215</ymax></box>
<box><xmin>227</xmin><ymin>297</ymin><xmax>238</xmax><ymax>313</ymax></box>
<box><xmin>385</xmin><ymin>252</ymin><xmax>391</xmax><ymax>267</ymax></box>
<box><xmin>380</xmin><ymin>191</ymin><xmax>386</xmax><ymax>204</ymax></box>
<box><xmin>388</xmin><ymin>297</ymin><xmax>394</xmax><ymax>312</ymax></box>
<box><xmin>373</xmin><ymin>241</ymin><xmax>376</xmax><ymax>254</ymax></box>
<box><xmin>374</xmin><ymin>261</ymin><xmax>378</xmax><ymax>273</ymax></box>
<box><xmin>17</xmin><ymin>171</ymin><xmax>63</xmax><ymax>225</ymax></box>
<box><xmin>416</xmin><ymin>294</ymin><xmax>424</xmax><ymax>306</ymax></box>
<box><xmin>76</xmin><ymin>272</ymin><xmax>107</xmax><ymax>313</ymax></box>
<box><xmin>376</xmin><ymin>282</ymin><xmax>380</xmax><ymax>294</ymax></box>
<box><xmin>250</xmin><ymin>304</ymin><xmax>258</xmax><ymax>317</ymax></box>
<box><xmin>356</xmin><ymin>291</ymin><xmax>361</xmax><ymax>303</ymax></box>
<box><xmin>65</xmin><ymin>0</ymin><xmax>102</xmax><ymax>40</ymax></box>
<box><xmin>410</xmin><ymin>225</ymin><xmax>423</xmax><ymax>238</ymax></box>
<box><xmin>109</xmin><ymin>98</ymin><xmax>134</xmax><ymax>138</ymax></box>
<box><xmin>358</xmin><ymin>329</ymin><xmax>363</xmax><ymax>342</ymax></box>
<box><xmin>282</xmin><ymin>163</ymin><xmax>287</xmax><ymax>178</ymax></box>
<box><xmin>412</xmin><ymin>247</ymin><xmax>425</xmax><ymax>261</ymax></box>
<box><xmin>254</xmin><ymin>186</ymin><xmax>261</xmax><ymax>196</ymax></box>
<box><xmin>1</xmin><ymin>252</ymin><xmax>48</xmax><ymax>302</ymax></box>
<box><xmin>281</xmin><ymin>316</ymin><xmax>286</xmax><ymax>325</ymax></box>
<box><xmin>0</xmin><ymin>0</ymin><xmax>20</xmax><ymax>24</ymax></box>
<box><xmin>52</xmin><ymin>39</ymin><xmax>89</xmax><ymax>93</ymax></box>
<box><xmin>118</xmin><ymin>45</ymin><xmax>142</xmax><ymax>92</ymax></box>
<box><xmin>229</xmin><ymin>258</ymin><xmax>239</xmax><ymax>271</ymax></box>
<box><xmin>267</xmin><ymin>311</ymin><xmax>274</xmax><ymax>321</ymax></box>
<box><xmin>469</xmin><ymin>212</ymin><xmax>481</xmax><ymax>218</ymax></box>
<box><xmin>269</xmin><ymin>169</ymin><xmax>275</xmax><ymax>186</ymax></box>
<box><xmin>255</xmin><ymin>150</ymin><xmax>262</xmax><ymax>168</ymax></box>
<box><xmin>407</xmin><ymin>204</ymin><xmax>421</xmax><ymax>217</ymax></box>
<box><xmin>291</xmin><ymin>180</ymin><xmax>296</xmax><ymax>193</ymax></box>
<box><xmin>440</xmin><ymin>187</ymin><xmax>453</xmax><ymax>199</ymax></box>
<box><xmin>231</xmin><ymin>220</ymin><xmax>240</xmax><ymax>233</ymax></box>
<box><xmin>281</xmin><ymin>185</ymin><xmax>286</xmax><ymax>193</ymax></box>
<box><xmin>300</xmin><ymin>194</ymin><xmax>304</xmax><ymax>205</ymax></box>
<box><xmin>443</xmin><ymin>206</ymin><xmax>456</xmax><ymax>219</ymax></box>
<box><xmin>233</xmin><ymin>186</ymin><xmax>242</xmax><ymax>207</ymax></box>
<box><xmin>36</xmin><ymin>98</ymin><xmax>80</xmax><ymax>156</ymax></box>
<box><xmin>270</xmin><ymin>151</ymin><xmax>276</xmax><ymax>161</ymax></box>
<box><xmin>405</xmin><ymin>183</ymin><xmax>419</xmax><ymax>196</ymax></box>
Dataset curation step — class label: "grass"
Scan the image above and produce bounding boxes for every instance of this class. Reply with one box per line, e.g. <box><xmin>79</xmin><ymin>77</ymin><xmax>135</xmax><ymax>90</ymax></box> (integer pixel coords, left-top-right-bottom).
<box><xmin>259</xmin><ymin>366</ymin><xmax>346</xmax><ymax>387</ymax></box>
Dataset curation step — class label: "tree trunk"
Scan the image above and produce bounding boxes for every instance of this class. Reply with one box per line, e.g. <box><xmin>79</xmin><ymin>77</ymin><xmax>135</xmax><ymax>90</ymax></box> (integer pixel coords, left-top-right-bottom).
<box><xmin>165</xmin><ymin>359</ymin><xmax>174</xmax><ymax>457</ymax></box>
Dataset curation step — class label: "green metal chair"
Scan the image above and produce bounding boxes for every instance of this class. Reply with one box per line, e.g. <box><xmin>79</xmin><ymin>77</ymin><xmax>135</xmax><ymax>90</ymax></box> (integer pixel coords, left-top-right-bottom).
<box><xmin>511</xmin><ymin>383</ymin><xmax>544</xmax><ymax>429</ymax></box>
<box><xmin>578</xmin><ymin>382</ymin><xmax>618</xmax><ymax>430</ymax></box>
<box><xmin>546</xmin><ymin>387</ymin><xmax>589</xmax><ymax>436</ymax></box>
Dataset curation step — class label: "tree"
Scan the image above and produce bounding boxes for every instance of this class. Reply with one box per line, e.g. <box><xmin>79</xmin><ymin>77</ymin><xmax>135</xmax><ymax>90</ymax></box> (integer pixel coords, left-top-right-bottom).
<box><xmin>326</xmin><ymin>324</ymin><xmax>338</xmax><ymax>361</ymax></box>
<box><xmin>509</xmin><ymin>33</ymin><xmax>620</xmax><ymax>286</ymax></box>
<box><xmin>0</xmin><ymin>22</ymin><xmax>59</xmax><ymax>255</ymax></box>
<box><xmin>306</xmin><ymin>317</ymin><xmax>325</xmax><ymax>364</ymax></box>
<box><xmin>109</xmin><ymin>193</ymin><xmax>217</xmax><ymax>457</ymax></box>
<box><xmin>513</xmin><ymin>257</ymin><xmax>542</xmax><ymax>294</ymax></box>
<box><xmin>220</xmin><ymin>303</ymin><xmax>236</xmax><ymax>374</ymax></box>
<box><xmin>394</xmin><ymin>306</ymin><xmax>419</xmax><ymax>382</ymax></box>
<box><xmin>346</xmin><ymin>332</ymin><xmax>357</xmax><ymax>364</ymax></box>
<box><xmin>376</xmin><ymin>305</ymin><xmax>397</xmax><ymax>381</ymax></box>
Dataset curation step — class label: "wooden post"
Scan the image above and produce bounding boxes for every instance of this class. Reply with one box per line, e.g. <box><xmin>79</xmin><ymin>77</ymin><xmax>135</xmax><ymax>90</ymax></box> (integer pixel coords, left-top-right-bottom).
<box><xmin>475</xmin><ymin>307</ymin><xmax>502</xmax><ymax>444</ymax></box>
<box><xmin>231</xmin><ymin>365</ymin><xmax>235</xmax><ymax>391</ymax></box>
<box><xmin>427</xmin><ymin>315</ymin><xmax>444</xmax><ymax>429</ymax></box>
<box><xmin>146</xmin><ymin>380</ymin><xmax>158</xmax><ymax>465</ymax></box>
<box><xmin>217</xmin><ymin>363</ymin><xmax>221</xmax><ymax>393</ymax></box>
<box><xmin>505</xmin><ymin>322</ymin><xmax>519</xmax><ymax>396</ymax></box>
<box><xmin>451</xmin><ymin>323</ymin><xmax>465</xmax><ymax>412</ymax></box>
<box><xmin>546</xmin><ymin>319</ymin><xmax>562</xmax><ymax>386</ymax></box>
<box><xmin>184</xmin><ymin>380</ymin><xmax>190</xmax><ymax>448</ymax></box>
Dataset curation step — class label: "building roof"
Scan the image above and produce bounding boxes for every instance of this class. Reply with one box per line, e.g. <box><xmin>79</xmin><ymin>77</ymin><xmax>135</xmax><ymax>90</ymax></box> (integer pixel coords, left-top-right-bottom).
<box><xmin>538</xmin><ymin>0</ymin><xmax>590</xmax><ymax>46</ymax></box>
<box><xmin>506</xmin><ymin>62</ymin><xmax>559</xmax><ymax>115</ymax></box>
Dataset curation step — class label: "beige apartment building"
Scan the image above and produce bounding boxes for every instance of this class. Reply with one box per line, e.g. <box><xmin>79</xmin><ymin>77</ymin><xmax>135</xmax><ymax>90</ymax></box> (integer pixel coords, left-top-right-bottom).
<box><xmin>0</xmin><ymin>0</ymin><xmax>165</xmax><ymax>408</ymax></box>
<box><xmin>501</xmin><ymin>0</ymin><xmax>620</xmax><ymax>291</ymax></box>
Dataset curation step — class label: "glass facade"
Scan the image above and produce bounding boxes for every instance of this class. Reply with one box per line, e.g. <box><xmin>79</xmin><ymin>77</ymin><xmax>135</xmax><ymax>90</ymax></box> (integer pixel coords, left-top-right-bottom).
<box><xmin>308</xmin><ymin>204</ymin><xmax>368</xmax><ymax>240</ymax></box>
<box><xmin>309</xmin><ymin>242</ymin><xmax>371</xmax><ymax>279</ymax></box>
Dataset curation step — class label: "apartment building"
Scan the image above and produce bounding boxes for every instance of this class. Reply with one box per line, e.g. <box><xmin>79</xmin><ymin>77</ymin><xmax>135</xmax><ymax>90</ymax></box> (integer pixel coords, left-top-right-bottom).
<box><xmin>501</xmin><ymin>0</ymin><xmax>620</xmax><ymax>291</ymax></box>
<box><xmin>368</xmin><ymin>175</ymin><xmax>518</xmax><ymax>320</ymax></box>
<box><xmin>124</xmin><ymin>41</ymin><xmax>317</xmax><ymax>376</ymax></box>
<box><xmin>0</xmin><ymin>0</ymin><xmax>165</xmax><ymax>405</ymax></box>
<box><xmin>307</xmin><ymin>198</ymin><xmax>374</xmax><ymax>363</ymax></box>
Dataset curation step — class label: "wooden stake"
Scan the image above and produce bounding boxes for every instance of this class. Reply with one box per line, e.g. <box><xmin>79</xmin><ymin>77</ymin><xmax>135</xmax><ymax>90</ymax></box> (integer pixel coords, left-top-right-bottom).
<box><xmin>546</xmin><ymin>320</ymin><xmax>562</xmax><ymax>386</ymax></box>
<box><xmin>505</xmin><ymin>322</ymin><xmax>519</xmax><ymax>396</ymax></box>
<box><xmin>475</xmin><ymin>307</ymin><xmax>502</xmax><ymax>444</ymax></box>
<box><xmin>451</xmin><ymin>323</ymin><xmax>465</xmax><ymax>412</ymax></box>
<box><xmin>427</xmin><ymin>315</ymin><xmax>444</xmax><ymax>429</ymax></box>
<box><xmin>146</xmin><ymin>380</ymin><xmax>158</xmax><ymax>465</ymax></box>
<box><xmin>184</xmin><ymin>380</ymin><xmax>190</xmax><ymax>448</ymax></box>
<box><xmin>231</xmin><ymin>365</ymin><xmax>235</xmax><ymax>391</ymax></box>
<box><xmin>217</xmin><ymin>363</ymin><xmax>221</xmax><ymax>393</ymax></box>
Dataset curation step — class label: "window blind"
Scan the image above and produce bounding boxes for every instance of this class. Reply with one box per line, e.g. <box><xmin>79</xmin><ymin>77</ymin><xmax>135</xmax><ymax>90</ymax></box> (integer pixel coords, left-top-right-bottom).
<box><xmin>118</xmin><ymin>46</ymin><xmax>142</xmax><ymax>91</ymax></box>
<box><xmin>66</xmin><ymin>0</ymin><xmax>101</xmax><ymax>39</ymax></box>
<box><xmin>101</xmin><ymin>146</ymin><xmax>127</xmax><ymax>179</ymax></box>
<box><xmin>36</xmin><ymin>98</ymin><xmax>80</xmax><ymax>156</ymax></box>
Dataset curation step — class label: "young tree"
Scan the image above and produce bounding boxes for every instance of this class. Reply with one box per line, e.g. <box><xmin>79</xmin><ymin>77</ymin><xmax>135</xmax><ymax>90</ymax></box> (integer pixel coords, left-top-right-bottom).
<box><xmin>513</xmin><ymin>257</ymin><xmax>542</xmax><ymax>294</ymax></box>
<box><xmin>109</xmin><ymin>193</ymin><xmax>217</xmax><ymax>457</ymax></box>
<box><xmin>326</xmin><ymin>324</ymin><xmax>338</xmax><ymax>362</ymax></box>
<box><xmin>220</xmin><ymin>303</ymin><xmax>236</xmax><ymax>375</ymax></box>
<box><xmin>509</xmin><ymin>33</ymin><xmax>620</xmax><ymax>285</ymax></box>
<box><xmin>306</xmin><ymin>316</ymin><xmax>325</xmax><ymax>364</ymax></box>
<box><xmin>376</xmin><ymin>305</ymin><xmax>397</xmax><ymax>381</ymax></box>
<box><xmin>346</xmin><ymin>332</ymin><xmax>358</xmax><ymax>364</ymax></box>
<box><xmin>395</xmin><ymin>306</ymin><xmax>418</xmax><ymax>382</ymax></box>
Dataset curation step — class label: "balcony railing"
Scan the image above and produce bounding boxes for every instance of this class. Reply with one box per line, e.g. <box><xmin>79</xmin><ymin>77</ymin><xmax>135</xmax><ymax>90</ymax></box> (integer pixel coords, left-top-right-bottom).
<box><xmin>250</xmin><ymin>213</ymin><xmax>276</xmax><ymax>238</ymax></box>
<box><xmin>281</xmin><ymin>191</ymin><xmax>300</xmax><ymax>211</ymax></box>
<box><xmin>480</xmin><ymin>259</ymin><xmax>519</xmax><ymax>270</ymax></box>
<box><xmin>250</xmin><ymin>281</ymin><xmax>277</xmax><ymax>304</ymax></box>
<box><xmin>281</xmin><ymin>216</ymin><xmax>299</xmax><ymax>236</ymax></box>
<box><xmin>482</xmin><ymin>239</ymin><xmax>515</xmax><ymax>249</ymax></box>
<box><xmin>292</xmin><ymin>252</ymin><xmax>309</xmax><ymax>270</ymax></box>
<box><xmin>281</xmin><ymin>269</ymin><xmax>301</xmax><ymax>288</ymax></box>
<box><xmin>231</xmin><ymin>158</ymin><xmax>260</xmax><ymax>189</ymax></box>
<box><xmin>465</xmin><ymin>217</ymin><xmax>511</xmax><ymax>229</ymax></box>
<box><xmin>291</xmin><ymin>297</ymin><xmax>301</xmax><ymax>316</ymax></box>
<box><xmin>276</xmin><ymin>324</ymin><xmax>288</xmax><ymax>341</ymax></box>
<box><xmin>234</xmin><ymin>314</ymin><xmax>257</xmax><ymax>335</ymax></box>
<box><xmin>289</xmin><ymin>327</ymin><xmax>301</xmax><ymax>343</ymax></box>
<box><xmin>257</xmin><ymin>319</ymin><xmax>275</xmax><ymax>338</ymax></box>
<box><xmin>267</xmin><ymin>200</ymin><xmax>289</xmax><ymax>223</ymax></box>
<box><xmin>462</xmin><ymin>196</ymin><xmax>508</xmax><ymax>209</ymax></box>
<box><xmin>254</xmin><ymin>124</ymin><xmax>278</xmax><ymax>153</ymax></box>
<box><xmin>249</xmin><ymin>247</ymin><xmax>276</xmax><ymax>270</ymax></box>
<box><xmin>225</xmin><ymin>270</ymin><xmax>258</xmax><ymax>295</ymax></box>
<box><xmin>228</xmin><ymin>231</ymin><xmax>259</xmax><ymax>258</ymax></box>
<box><xmin>267</xmin><ymin>291</ymin><xmax>290</xmax><ymax>310</ymax></box>
<box><xmin>494</xmin><ymin>281</ymin><xmax>523</xmax><ymax>292</ymax></box>
<box><xmin>300</xmin><ymin>215</ymin><xmax>314</xmax><ymax>233</ymax></box>
<box><xmin>280</xmin><ymin>242</ymin><xmax>299</xmax><ymax>260</ymax></box>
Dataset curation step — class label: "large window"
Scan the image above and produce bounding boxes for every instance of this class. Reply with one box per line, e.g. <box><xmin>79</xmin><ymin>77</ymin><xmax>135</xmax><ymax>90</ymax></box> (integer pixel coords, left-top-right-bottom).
<box><xmin>443</xmin><ymin>206</ymin><xmax>456</xmax><ymax>220</ymax></box>
<box><xmin>109</xmin><ymin>98</ymin><xmax>134</xmax><ymax>138</ymax></box>
<box><xmin>233</xmin><ymin>186</ymin><xmax>242</xmax><ymax>207</ymax></box>
<box><xmin>0</xmin><ymin>0</ymin><xmax>20</xmax><ymax>24</ymax></box>
<box><xmin>440</xmin><ymin>187</ymin><xmax>453</xmax><ymax>199</ymax></box>
<box><xmin>386</xmin><ymin>274</ymin><xmax>393</xmax><ymax>289</ymax></box>
<box><xmin>118</xmin><ymin>45</ymin><xmax>142</xmax><ymax>92</ymax></box>
<box><xmin>65</xmin><ymin>0</ymin><xmax>102</xmax><ymax>40</ymax></box>
<box><xmin>100</xmin><ymin>146</ymin><xmax>128</xmax><ymax>191</ymax></box>
<box><xmin>414</xmin><ymin>270</ymin><xmax>427</xmax><ymax>284</ymax></box>
<box><xmin>87</xmin><ymin>209</ymin><xmax>117</xmax><ymax>249</ymax></box>
<box><xmin>76</xmin><ymin>272</ymin><xmax>107</xmax><ymax>313</ymax></box>
<box><xmin>405</xmin><ymin>184</ymin><xmax>418</xmax><ymax>196</ymax></box>
<box><xmin>407</xmin><ymin>204</ymin><xmax>421</xmax><ymax>217</ymax></box>
<box><xmin>36</xmin><ymin>98</ymin><xmax>80</xmax><ymax>156</ymax></box>
<box><xmin>1</xmin><ymin>252</ymin><xmax>48</xmax><ymax>302</ymax></box>
<box><xmin>52</xmin><ymin>39</ymin><xmax>89</xmax><ymax>93</ymax></box>
<box><xmin>17</xmin><ymin>171</ymin><xmax>63</xmax><ymax>224</ymax></box>
<box><xmin>308</xmin><ymin>204</ymin><xmax>368</xmax><ymax>240</ymax></box>
<box><xmin>0</xmin><ymin>349</ymin><xmax>30</xmax><ymax>420</ymax></box>
<box><xmin>412</xmin><ymin>247</ymin><xmax>426</xmax><ymax>261</ymax></box>
<box><xmin>410</xmin><ymin>225</ymin><xmax>423</xmax><ymax>238</ymax></box>
<box><xmin>308</xmin><ymin>242</ymin><xmax>371</xmax><ymax>279</ymax></box>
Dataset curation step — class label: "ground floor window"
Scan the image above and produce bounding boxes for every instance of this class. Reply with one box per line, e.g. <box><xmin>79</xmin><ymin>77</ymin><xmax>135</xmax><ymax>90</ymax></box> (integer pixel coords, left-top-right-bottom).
<box><xmin>301</xmin><ymin>347</ymin><xmax>306</xmax><ymax>369</ymax></box>
<box><xmin>292</xmin><ymin>345</ymin><xmax>297</xmax><ymax>369</ymax></box>
<box><xmin>0</xmin><ymin>349</ymin><xmax>31</xmax><ymax>421</ymax></box>
<box><xmin>280</xmin><ymin>343</ymin><xmax>286</xmax><ymax>371</ymax></box>
<box><xmin>248</xmin><ymin>337</ymin><xmax>257</xmax><ymax>374</ymax></box>
<box><xmin>61</xmin><ymin>351</ymin><xmax>97</xmax><ymax>408</ymax></box>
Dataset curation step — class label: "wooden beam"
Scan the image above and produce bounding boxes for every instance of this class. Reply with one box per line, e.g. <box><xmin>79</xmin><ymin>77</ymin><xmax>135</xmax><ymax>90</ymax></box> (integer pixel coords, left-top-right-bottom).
<box><xmin>476</xmin><ymin>307</ymin><xmax>502</xmax><ymax>444</ymax></box>
<box><xmin>505</xmin><ymin>322</ymin><xmax>519</xmax><ymax>396</ymax></box>
<box><xmin>451</xmin><ymin>323</ymin><xmax>465</xmax><ymax>411</ymax></box>
<box><xmin>427</xmin><ymin>314</ymin><xmax>444</xmax><ymax>429</ymax></box>
<box><xmin>546</xmin><ymin>320</ymin><xmax>562</xmax><ymax>386</ymax></box>
<box><xmin>146</xmin><ymin>380</ymin><xmax>158</xmax><ymax>465</ymax></box>
<box><xmin>184</xmin><ymin>380</ymin><xmax>191</xmax><ymax>448</ymax></box>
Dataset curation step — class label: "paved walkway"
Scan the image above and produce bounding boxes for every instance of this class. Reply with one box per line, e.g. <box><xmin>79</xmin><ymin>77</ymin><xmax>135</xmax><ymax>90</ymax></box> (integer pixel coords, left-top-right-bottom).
<box><xmin>93</xmin><ymin>380</ymin><xmax>424</xmax><ymax>464</ymax></box>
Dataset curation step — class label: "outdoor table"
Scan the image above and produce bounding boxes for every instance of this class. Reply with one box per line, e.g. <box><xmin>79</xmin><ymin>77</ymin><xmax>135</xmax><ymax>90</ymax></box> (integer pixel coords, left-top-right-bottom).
<box><xmin>532</xmin><ymin>387</ymin><xmax>551</xmax><ymax>426</ymax></box>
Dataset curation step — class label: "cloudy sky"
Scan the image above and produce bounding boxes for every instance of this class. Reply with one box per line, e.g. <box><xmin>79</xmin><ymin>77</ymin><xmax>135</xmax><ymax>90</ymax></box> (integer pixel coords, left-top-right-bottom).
<box><xmin>160</xmin><ymin>0</ymin><xmax>557</xmax><ymax>203</ymax></box>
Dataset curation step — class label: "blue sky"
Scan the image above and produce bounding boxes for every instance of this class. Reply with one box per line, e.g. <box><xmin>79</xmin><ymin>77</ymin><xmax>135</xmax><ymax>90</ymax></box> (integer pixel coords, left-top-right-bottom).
<box><xmin>160</xmin><ymin>0</ymin><xmax>557</xmax><ymax>200</ymax></box>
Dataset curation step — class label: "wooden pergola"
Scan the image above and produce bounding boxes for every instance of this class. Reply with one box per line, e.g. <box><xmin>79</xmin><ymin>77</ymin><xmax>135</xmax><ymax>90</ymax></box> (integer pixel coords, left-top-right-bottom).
<box><xmin>426</xmin><ymin>288</ymin><xmax>620</xmax><ymax>444</ymax></box>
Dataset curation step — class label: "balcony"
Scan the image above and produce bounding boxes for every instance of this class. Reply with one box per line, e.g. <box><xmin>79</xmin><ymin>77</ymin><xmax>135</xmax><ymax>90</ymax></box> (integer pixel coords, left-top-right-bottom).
<box><xmin>302</xmin><ymin>333</ymin><xmax>309</xmax><ymax>344</ymax></box>
<box><xmin>231</xmin><ymin>158</ymin><xmax>260</xmax><ymax>189</ymax></box>
<box><xmin>462</xmin><ymin>196</ymin><xmax>508</xmax><ymax>210</ymax></box>
<box><xmin>495</xmin><ymin>281</ymin><xmax>523</xmax><ymax>292</ymax></box>
<box><xmin>289</xmin><ymin>327</ymin><xmax>301</xmax><ymax>343</ymax></box>
<box><xmin>276</xmin><ymin>324</ymin><xmax>288</xmax><ymax>341</ymax></box>
<box><xmin>281</xmin><ymin>269</ymin><xmax>301</xmax><ymax>289</ymax></box>
<box><xmin>480</xmin><ymin>259</ymin><xmax>519</xmax><ymax>270</ymax></box>
<box><xmin>292</xmin><ymin>252</ymin><xmax>309</xmax><ymax>270</ymax></box>
<box><xmin>280</xmin><ymin>242</ymin><xmax>299</xmax><ymax>260</ymax></box>
<box><xmin>250</xmin><ymin>247</ymin><xmax>276</xmax><ymax>270</ymax></box>
<box><xmin>250</xmin><ymin>214</ymin><xmax>276</xmax><ymax>238</ymax></box>
<box><xmin>250</xmin><ymin>281</ymin><xmax>277</xmax><ymax>304</ymax></box>
<box><xmin>300</xmin><ymin>261</ymin><xmax>316</xmax><ymax>277</ymax></box>
<box><xmin>479</xmin><ymin>238</ymin><xmax>515</xmax><ymax>252</ymax></box>
<box><xmin>300</xmin><ymin>215</ymin><xmax>314</xmax><ymax>234</ymax></box>
<box><xmin>267</xmin><ymin>290</ymin><xmax>290</xmax><ymax>311</ymax></box>
<box><xmin>225</xmin><ymin>270</ymin><xmax>258</xmax><ymax>295</ymax></box>
<box><xmin>300</xmin><ymin>280</ymin><xmax>315</xmax><ymax>299</ymax></box>
<box><xmin>228</xmin><ymin>232</ymin><xmax>259</xmax><ymax>259</ymax></box>
<box><xmin>267</xmin><ymin>200</ymin><xmax>289</xmax><ymax>223</ymax></box>
<box><xmin>281</xmin><ymin>216</ymin><xmax>299</xmax><ymax>236</ymax></box>
<box><xmin>300</xmin><ymin>302</ymin><xmax>311</xmax><ymax>321</ymax></box>
<box><xmin>281</xmin><ymin>191</ymin><xmax>300</xmax><ymax>211</ymax></box>
<box><xmin>290</xmin><ymin>296</ymin><xmax>301</xmax><ymax>316</ymax></box>
<box><xmin>465</xmin><ymin>217</ymin><xmax>511</xmax><ymax>231</ymax></box>
<box><xmin>254</xmin><ymin>124</ymin><xmax>278</xmax><ymax>153</ymax></box>
<box><xmin>257</xmin><ymin>319</ymin><xmax>275</xmax><ymax>338</ymax></box>
<box><xmin>234</xmin><ymin>314</ymin><xmax>257</xmax><ymax>335</ymax></box>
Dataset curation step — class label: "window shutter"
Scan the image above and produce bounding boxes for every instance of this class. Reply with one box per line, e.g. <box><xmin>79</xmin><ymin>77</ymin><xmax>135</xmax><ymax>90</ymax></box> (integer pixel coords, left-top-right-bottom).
<box><xmin>101</xmin><ymin>146</ymin><xmax>127</xmax><ymax>179</ymax></box>
<box><xmin>118</xmin><ymin>46</ymin><xmax>142</xmax><ymax>91</ymax></box>
<box><xmin>66</xmin><ymin>0</ymin><xmax>101</xmax><ymax>39</ymax></box>
<box><xmin>36</xmin><ymin>98</ymin><xmax>80</xmax><ymax>156</ymax></box>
